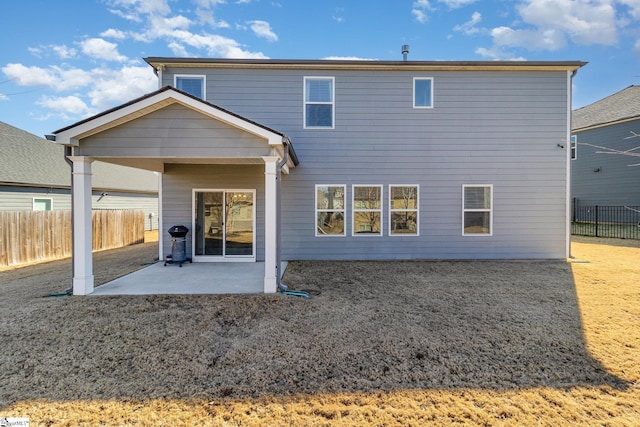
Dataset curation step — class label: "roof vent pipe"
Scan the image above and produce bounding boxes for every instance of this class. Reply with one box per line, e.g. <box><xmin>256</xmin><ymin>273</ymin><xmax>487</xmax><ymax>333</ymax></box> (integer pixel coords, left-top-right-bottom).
<box><xmin>402</xmin><ymin>45</ymin><xmax>409</xmax><ymax>61</ymax></box>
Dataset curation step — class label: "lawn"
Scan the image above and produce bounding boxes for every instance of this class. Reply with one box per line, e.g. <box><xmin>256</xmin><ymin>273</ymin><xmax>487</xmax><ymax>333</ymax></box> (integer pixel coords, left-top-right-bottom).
<box><xmin>0</xmin><ymin>237</ymin><xmax>638</xmax><ymax>426</ymax></box>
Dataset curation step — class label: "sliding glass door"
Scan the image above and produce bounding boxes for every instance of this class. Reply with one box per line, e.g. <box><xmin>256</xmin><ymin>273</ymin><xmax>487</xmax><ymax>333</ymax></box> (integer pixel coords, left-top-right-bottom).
<box><xmin>194</xmin><ymin>190</ymin><xmax>255</xmax><ymax>259</ymax></box>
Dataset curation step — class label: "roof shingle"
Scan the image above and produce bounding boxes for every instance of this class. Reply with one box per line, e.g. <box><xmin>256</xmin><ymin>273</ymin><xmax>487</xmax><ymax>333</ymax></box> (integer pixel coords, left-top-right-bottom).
<box><xmin>572</xmin><ymin>85</ymin><xmax>640</xmax><ymax>131</ymax></box>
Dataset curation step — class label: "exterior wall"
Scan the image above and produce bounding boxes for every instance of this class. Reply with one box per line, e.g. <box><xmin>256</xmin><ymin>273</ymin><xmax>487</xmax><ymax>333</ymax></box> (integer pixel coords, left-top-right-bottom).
<box><xmin>0</xmin><ymin>186</ymin><xmax>159</xmax><ymax>230</ymax></box>
<box><xmin>157</xmin><ymin>68</ymin><xmax>571</xmax><ymax>259</ymax></box>
<box><xmin>572</xmin><ymin>119</ymin><xmax>640</xmax><ymax>206</ymax></box>
<box><xmin>161</xmin><ymin>164</ymin><xmax>265</xmax><ymax>260</ymax></box>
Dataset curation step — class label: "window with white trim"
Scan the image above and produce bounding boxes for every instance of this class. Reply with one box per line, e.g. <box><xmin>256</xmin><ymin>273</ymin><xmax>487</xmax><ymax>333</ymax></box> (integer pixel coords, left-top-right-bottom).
<box><xmin>463</xmin><ymin>185</ymin><xmax>493</xmax><ymax>236</ymax></box>
<box><xmin>175</xmin><ymin>75</ymin><xmax>206</xmax><ymax>99</ymax></box>
<box><xmin>570</xmin><ymin>135</ymin><xmax>577</xmax><ymax>160</ymax></box>
<box><xmin>304</xmin><ymin>77</ymin><xmax>334</xmax><ymax>128</ymax></box>
<box><xmin>413</xmin><ymin>77</ymin><xmax>433</xmax><ymax>108</ymax></box>
<box><xmin>33</xmin><ymin>198</ymin><xmax>52</xmax><ymax>211</ymax></box>
<box><xmin>352</xmin><ymin>185</ymin><xmax>382</xmax><ymax>236</ymax></box>
<box><xmin>316</xmin><ymin>185</ymin><xmax>345</xmax><ymax>236</ymax></box>
<box><xmin>389</xmin><ymin>185</ymin><xmax>419</xmax><ymax>236</ymax></box>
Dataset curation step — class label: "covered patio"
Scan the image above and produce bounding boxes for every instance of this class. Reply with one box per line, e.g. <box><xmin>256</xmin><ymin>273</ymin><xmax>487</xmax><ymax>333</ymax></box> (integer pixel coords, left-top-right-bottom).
<box><xmin>90</xmin><ymin>261</ymin><xmax>289</xmax><ymax>295</ymax></box>
<box><xmin>52</xmin><ymin>87</ymin><xmax>298</xmax><ymax>296</ymax></box>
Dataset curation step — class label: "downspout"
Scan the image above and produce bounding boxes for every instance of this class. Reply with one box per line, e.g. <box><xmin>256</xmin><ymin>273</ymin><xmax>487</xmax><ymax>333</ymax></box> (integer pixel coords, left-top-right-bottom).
<box><xmin>275</xmin><ymin>138</ymin><xmax>290</xmax><ymax>292</ymax></box>
<box><xmin>567</xmin><ymin>68</ymin><xmax>579</xmax><ymax>259</ymax></box>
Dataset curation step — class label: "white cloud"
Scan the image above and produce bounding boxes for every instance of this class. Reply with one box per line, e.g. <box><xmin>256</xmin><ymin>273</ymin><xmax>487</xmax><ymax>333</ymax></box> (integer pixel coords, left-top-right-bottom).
<box><xmin>106</xmin><ymin>0</ymin><xmax>171</xmax><ymax>17</ymax></box>
<box><xmin>412</xmin><ymin>0</ymin><xmax>431</xmax><ymax>23</ymax></box>
<box><xmin>51</xmin><ymin>45</ymin><xmax>78</xmax><ymax>59</ymax></box>
<box><xmin>619</xmin><ymin>0</ymin><xmax>640</xmax><ymax>19</ymax></box>
<box><xmin>490</xmin><ymin>26</ymin><xmax>567</xmax><ymax>50</ymax></box>
<box><xmin>105</xmin><ymin>0</ymin><xmax>267</xmax><ymax>59</ymax></box>
<box><xmin>475</xmin><ymin>0</ymin><xmax>630</xmax><ymax>58</ymax></box>
<box><xmin>195</xmin><ymin>0</ymin><xmax>227</xmax><ymax>6</ymax></box>
<box><xmin>168</xmin><ymin>42</ymin><xmax>190</xmax><ymax>56</ymax></box>
<box><xmin>37</xmin><ymin>95</ymin><xmax>90</xmax><ymax>115</ymax></box>
<box><xmin>86</xmin><ymin>66</ymin><xmax>157</xmax><ymax>110</ymax></box>
<box><xmin>80</xmin><ymin>38</ymin><xmax>128</xmax><ymax>62</ymax></box>
<box><xmin>518</xmin><ymin>0</ymin><xmax>618</xmax><ymax>46</ymax></box>
<box><xmin>454</xmin><ymin>11</ymin><xmax>482</xmax><ymax>35</ymax></box>
<box><xmin>439</xmin><ymin>0</ymin><xmax>477</xmax><ymax>8</ymax></box>
<box><xmin>2</xmin><ymin>62</ymin><xmax>157</xmax><ymax>118</ymax></box>
<box><xmin>28</xmin><ymin>45</ymin><xmax>77</xmax><ymax>59</ymax></box>
<box><xmin>100</xmin><ymin>28</ymin><xmax>127</xmax><ymax>39</ymax></box>
<box><xmin>247</xmin><ymin>20</ymin><xmax>278</xmax><ymax>41</ymax></box>
<box><xmin>475</xmin><ymin>46</ymin><xmax>526</xmax><ymax>60</ymax></box>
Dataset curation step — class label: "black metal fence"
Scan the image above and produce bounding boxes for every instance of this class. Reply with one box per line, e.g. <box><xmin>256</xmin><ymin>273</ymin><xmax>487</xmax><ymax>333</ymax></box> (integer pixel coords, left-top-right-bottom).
<box><xmin>572</xmin><ymin>205</ymin><xmax>640</xmax><ymax>239</ymax></box>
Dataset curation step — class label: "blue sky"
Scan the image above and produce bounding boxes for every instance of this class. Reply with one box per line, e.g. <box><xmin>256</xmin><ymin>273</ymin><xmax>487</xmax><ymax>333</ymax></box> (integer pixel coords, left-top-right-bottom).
<box><xmin>1</xmin><ymin>0</ymin><xmax>639</xmax><ymax>138</ymax></box>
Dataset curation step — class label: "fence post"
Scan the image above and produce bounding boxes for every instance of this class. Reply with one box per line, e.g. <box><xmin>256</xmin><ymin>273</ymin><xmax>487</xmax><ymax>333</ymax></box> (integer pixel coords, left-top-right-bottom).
<box><xmin>595</xmin><ymin>205</ymin><xmax>599</xmax><ymax>237</ymax></box>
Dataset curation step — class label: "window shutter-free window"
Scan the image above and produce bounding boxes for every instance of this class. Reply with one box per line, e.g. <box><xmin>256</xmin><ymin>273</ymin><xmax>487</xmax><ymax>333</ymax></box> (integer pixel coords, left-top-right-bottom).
<box><xmin>304</xmin><ymin>77</ymin><xmax>334</xmax><ymax>128</ymax></box>
<box><xmin>413</xmin><ymin>78</ymin><xmax>433</xmax><ymax>108</ymax></box>
<box><xmin>353</xmin><ymin>185</ymin><xmax>382</xmax><ymax>235</ymax></box>
<box><xmin>175</xmin><ymin>75</ymin><xmax>205</xmax><ymax>99</ymax></box>
<box><xmin>316</xmin><ymin>185</ymin><xmax>345</xmax><ymax>236</ymax></box>
<box><xmin>463</xmin><ymin>185</ymin><xmax>493</xmax><ymax>235</ymax></box>
<box><xmin>389</xmin><ymin>185</ymin><xmax>419</xmax><ymax>235</ymax></box>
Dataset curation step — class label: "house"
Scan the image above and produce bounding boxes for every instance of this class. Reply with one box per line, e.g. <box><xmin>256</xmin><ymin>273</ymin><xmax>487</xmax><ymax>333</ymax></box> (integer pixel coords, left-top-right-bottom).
<box><xmin>50</xmin><ymin>58</ymin><xmax>585</xmax><ymax>295</ymax></box>
<box><xmin>571</xmin><ymin>85</ymin><xmax>640</xmax><ymax>207</ymax></box>
<box><xmin>0</xmin><ymin>120</ymin><xmax>159</xmax><ymax>229</ymax></box>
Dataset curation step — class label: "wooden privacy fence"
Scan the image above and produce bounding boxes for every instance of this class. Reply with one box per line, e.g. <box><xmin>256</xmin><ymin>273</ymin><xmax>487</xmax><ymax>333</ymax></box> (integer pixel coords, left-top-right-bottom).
<box><xmin>0</xmin><ymin>209</ymin><xmax>145</xmax><ymax>268</ymax></box>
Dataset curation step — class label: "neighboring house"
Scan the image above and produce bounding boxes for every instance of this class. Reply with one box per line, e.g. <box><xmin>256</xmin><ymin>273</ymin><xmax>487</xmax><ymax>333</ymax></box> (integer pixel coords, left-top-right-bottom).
<box><xmin>0</xmin><ymin>121</ymin><xmax>159</xmax><ymax>229</ymax></box>
<box><xmin>571</xmin><ymin>85</ymin><xmax>640</xmax><ymax>206</ymax></box>
<box><xmin>51</xmin><ymin>57</ymin><xmax>585</xmax><ymax>295</ymax></box>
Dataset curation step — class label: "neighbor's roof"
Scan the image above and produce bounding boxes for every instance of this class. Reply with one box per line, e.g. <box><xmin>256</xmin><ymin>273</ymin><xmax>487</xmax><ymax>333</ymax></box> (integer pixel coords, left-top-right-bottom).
<box><xmin>144</xmin><ymin>57</ymin><xmax>586</xmax><ymax>72</ymax></box>
<box><xmin>0</xmin><ymin>121</ymin><xmax>157</xmax><ymax>192</ymax></box>
<box><xmin>572</xmin><ymin>85</ymin><xmax>640</xmax><ymax>131</ymax></box>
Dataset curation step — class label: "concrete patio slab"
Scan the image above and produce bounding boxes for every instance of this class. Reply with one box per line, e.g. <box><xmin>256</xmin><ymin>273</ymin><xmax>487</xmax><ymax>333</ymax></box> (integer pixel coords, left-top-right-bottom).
<box><xmin>90</xmin><ymin>261</ymin><xmax>278</xmax><ymax>295</ymax></box>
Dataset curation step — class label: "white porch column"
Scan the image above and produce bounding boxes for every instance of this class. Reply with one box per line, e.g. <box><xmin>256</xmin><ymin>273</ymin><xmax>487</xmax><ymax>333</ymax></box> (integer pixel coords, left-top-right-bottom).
<box><xmin>69</xmin><ymin>156</ymin><xmax>94</xmax><ymax>295</ymax></box>
<box><xmin>263</xmin><ymin>157</ymin><xmax>279</xmax><ymax>293</ymax></box>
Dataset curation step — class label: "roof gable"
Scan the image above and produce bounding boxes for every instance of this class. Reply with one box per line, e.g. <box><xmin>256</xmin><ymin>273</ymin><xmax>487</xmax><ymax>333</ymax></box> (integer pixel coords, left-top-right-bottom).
<box><xmin>572</xmin><ymin>85</ymin><xmax>640</xmax><ymax>131</ymax></box>
<box><xmin>54</xmin><ymin>86</ymin><xmax>286</xmax><ymax>147</ymax></box>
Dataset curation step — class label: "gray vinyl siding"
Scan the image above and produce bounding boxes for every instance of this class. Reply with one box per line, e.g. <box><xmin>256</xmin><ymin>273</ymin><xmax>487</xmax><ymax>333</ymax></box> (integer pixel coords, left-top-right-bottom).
<box><xmin>572</xmin><ymin>119</ymin><xmax>640</xmax><ymax>206</ymax></box>
<box><xmin>77</xmin><ymin>104</ymin><xmax>271</xmax><ymax>159</ymax></box>
<box><xmin>161</xmin><ymin>164</ymin><xmax>264</xmax><ymax>260</ymax></box>
<box><xmin>159</xmin><ymin>67</ymin><xmax>570</xmax><ymax>259</ymax></box>
<box><xmin>0</xmin><ymin>186</ymin><xmax>159</xmax><ymax>230</ymax></box>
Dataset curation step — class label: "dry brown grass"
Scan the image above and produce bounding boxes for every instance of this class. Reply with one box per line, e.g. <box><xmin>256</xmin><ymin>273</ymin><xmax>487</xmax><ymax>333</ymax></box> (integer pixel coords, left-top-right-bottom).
<box><xmin>0</xmin><ymin>237</ymin><xmax>638</xmax><ymax>426</ymax></box>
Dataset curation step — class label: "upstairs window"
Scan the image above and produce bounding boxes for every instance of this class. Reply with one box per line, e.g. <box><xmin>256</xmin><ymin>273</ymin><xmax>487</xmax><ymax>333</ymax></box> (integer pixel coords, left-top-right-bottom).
<box><xmin>304</xmin><ymin>77</ymin><xmax>334</xmax><ymax>129</ymax></box>
<box><xmin>413</xmin><ymin>77</ymin><xmax>433</xmax><ymax>108</ymax></box>
<box><xmin>175</xmin><ymin>75</ymin><xmax>205</xmax><ymax>99</ymax></box>
<box><xmin>463</xmin><ymin>185</ymin><xmax>493</xmax><ymax>236</ymax></box>
<box><xmin>571</xmin><ymin>135</ymin><xmax>577</xmax><ymax>160</ymax></box>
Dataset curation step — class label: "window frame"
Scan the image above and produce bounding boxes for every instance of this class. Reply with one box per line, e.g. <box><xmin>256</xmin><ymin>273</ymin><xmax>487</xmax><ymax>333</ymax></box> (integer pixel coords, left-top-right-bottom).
<box><xmin>352</xmin><ymin>185</ymin><xmax>383</xmax><ymax>237</ymax></box>
<box><xmin>32</xmin><ymin>197</ymin><xmax>53</xmax><ymax>211</ymax></box>
<box><xmin>388</xmin><ymin>185</ymin><xmax>419</xmax><ymax>237</ymax></box>
<box><xmin>315</xmin><ymin>184</ymin><xmax>346</xmax><ymax>237</ymax></box>
<box><xmin>570</xmin><ymin>134</ymin><xmax>577</xmax><ymax>160</ymax></box>
<box><xmin>462</xmin><ymin>184</ymin><xmax>493</xmax><ymax>236</ymax></box>
<box><xmin>174</xmin><ymin>74</ymin><xmax>206</xmax><ymax>100</ymax></box>
<box><xmin>303</xmin><ymin>76</ymin><xmax>335</xmax><ymax>129</ymax></box>
<box><xmin>413</xmin><ymin>77</ymin><xmax>434</xmax><ymax>109</ymax></box>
